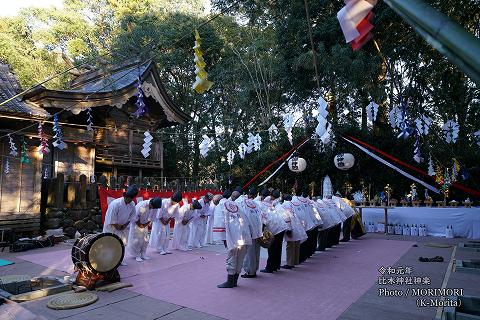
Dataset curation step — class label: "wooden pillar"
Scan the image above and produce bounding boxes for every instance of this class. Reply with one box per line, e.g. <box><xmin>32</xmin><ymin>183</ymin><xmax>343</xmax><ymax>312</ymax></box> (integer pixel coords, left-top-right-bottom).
<box><xmin>128</xmin><ymin>129</ymin><xmax>133</xmax><ymax>157</ymax></box>
<box><xmin>17</xmin><ymin>160</ymin><xmax>23</xmax><ymax>212</ymax></box>
<box><xmin>66</xmin><ymin>175</ymin><xmax>75</xmax><ymax>208</ymax></box>
<box><xmin>79</xmin><ymin>174</ymin><xmax>87</xmax><ymax>208</ymax></box>
<box><xmin>55</xmin><ymin>173</ymin><xmax>64</xmax><ymax>209</ymax></box>
<box><xmin>89</xmin><ymin>182</ymin><xmax>98</xmax><ymax>202</ymax></box>
<box><xmin>32</xmin><ymin>152</ymin><xmax>43</xmax><ymax>214</ymax></box>
<box><xmin>159</xmin><ymin>139</ymin><xmax>164</xmax><ymax>178</ymax></box>
<box><xmin>99</xmin><ymin>175</ymin><xmax>108</xmax><ymax>188</ymax></box>
<box><xmin>47</xmin><ymin>178</ymin><xmax>56</xmax><ymax>206</ymax></box>
<box><xmin>109</xmin><ymin>176</ymin><xmax>116</xmax><ymax>190</ymax></box>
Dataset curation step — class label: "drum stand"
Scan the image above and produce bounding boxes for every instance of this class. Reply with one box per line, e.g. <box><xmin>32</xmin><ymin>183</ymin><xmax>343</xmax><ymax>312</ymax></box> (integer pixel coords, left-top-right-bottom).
<box><xmin>75</xmin><ymin>268</ymin><xmax>120</xmax><ymax>290</ymax></box>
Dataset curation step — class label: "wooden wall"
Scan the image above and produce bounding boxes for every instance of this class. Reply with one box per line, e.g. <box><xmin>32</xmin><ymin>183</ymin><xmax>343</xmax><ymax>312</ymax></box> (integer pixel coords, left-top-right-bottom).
<box><xmin>0</xmin><ymin>138</ymin><xmax>44</xmax><ymax>220</ymax></box>
<box><xmin>94</xmin><ymin>105</ymin><xmax>163</xmax><ymax>164</ymax></box>
<box><xmin>53</xmin><ymin>142</ymin><xmax>95</xmax><ymax>179</ymax></box>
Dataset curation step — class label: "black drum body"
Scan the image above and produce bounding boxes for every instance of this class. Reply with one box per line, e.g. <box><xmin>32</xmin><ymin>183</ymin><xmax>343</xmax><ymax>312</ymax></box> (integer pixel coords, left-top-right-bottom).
<box><xmin>71</xmin><ymin>233</ymin><xmax>124</xmax><ymax>274</ymax></box>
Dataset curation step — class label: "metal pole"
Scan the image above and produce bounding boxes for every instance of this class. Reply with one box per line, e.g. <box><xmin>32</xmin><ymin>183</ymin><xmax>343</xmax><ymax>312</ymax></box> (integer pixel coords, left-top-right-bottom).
<box><xmin>384</xmin><ymin>0</ymin><xmax>480</xmax><ymax>85</ymax></box>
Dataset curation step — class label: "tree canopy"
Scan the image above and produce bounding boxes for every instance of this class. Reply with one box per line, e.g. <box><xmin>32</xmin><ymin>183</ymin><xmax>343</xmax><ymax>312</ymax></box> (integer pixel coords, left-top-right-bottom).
<box><xmin>1</xmin><ymin>0</ymin><xmax>479</xmax><ymax>200</ymax></box>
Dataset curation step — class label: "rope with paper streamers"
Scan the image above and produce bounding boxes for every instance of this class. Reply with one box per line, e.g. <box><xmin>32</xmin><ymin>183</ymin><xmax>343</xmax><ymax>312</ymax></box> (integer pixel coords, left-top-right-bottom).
<box><xmin>343</xmin><ymin>134</ymin><xmax>480</xmax><ymax>198</ymax></box>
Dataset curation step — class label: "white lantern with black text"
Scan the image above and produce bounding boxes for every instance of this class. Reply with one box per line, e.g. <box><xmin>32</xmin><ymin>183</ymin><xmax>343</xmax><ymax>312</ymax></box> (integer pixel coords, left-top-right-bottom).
<box><xmin>288</xmin><ymin>157</ymin><xmax>307</xmax><ymax>172</ymax></box>
<box><xmin>334</xmin><ymin>153</ymin><xmax>355</xmax><ymax>170</ymax></box>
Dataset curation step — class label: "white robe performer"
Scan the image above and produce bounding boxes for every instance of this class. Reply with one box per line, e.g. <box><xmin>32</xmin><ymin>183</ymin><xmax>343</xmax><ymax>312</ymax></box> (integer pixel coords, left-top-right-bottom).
<box><xmin>215</xmin><ymin>191</ymin><xmax>252</xmax><ymax>288</ymax></box>
<box><xmin>333</xmin><ymin>195</ymin><xmax>355</xmax><ymax>242</ymax></box>
<box><xmin>149</xmin><ymin>191</ymin><xmax>182</xmax><ymax>254</ymax></box>
<box><xmin>236</xmin><ymin>191</ymin><xmax>263</xmax><ymax>278</ymax></box>
<box><xmin>172</xmin><ymin>199</ymin><xmax>202</xmax><ymax>251</ymax></box>
<box><xmin>103</xmin><ymin>185</ymin><xmax>138</xmax><ymax>244</ymax></box>
<box><xmin>323</xmin><ymin>197</ymin><xmax>346</xmax><ymax>247</ymax></box>
<box><xmin>281</xmin><ymin>197</ymin><xmax>308</xmax><ymax>268</ymax></box>
<box><xmin>128</xmin><ymin>198</ymin><xmax>161</xmax><ymax>262</ymax></box>
<box><xmin>205</xmin><ymin>200</ymin><xmax>216</xmax><ymax>244</ymax></box>
<box><xmin>189</xmin><ymin>194</ymin><xmax>213</xmax><ymax>248</ymax></box>
<box><xmin>260</xmin><ymin>190</ymin><xmax>288</xmax><ymax>273</ymax></box>
<box><xmin>103</xmin><ymin>185</ymin><xmax>138</xmax><ymax>265</ymax></box>
<box><xmin>294</xmin><ymin>195</ymin><xmax>319</xmax><ymax>262</ymax></box>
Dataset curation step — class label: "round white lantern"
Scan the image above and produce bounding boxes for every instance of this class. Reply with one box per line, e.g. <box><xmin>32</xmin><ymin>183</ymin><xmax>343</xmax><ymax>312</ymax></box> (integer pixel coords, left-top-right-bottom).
<box><xmin>288</xmin><ymin>157</ymin><xmax>307</xmax><ymax>172</ymax></box>
<box><xmin>334</xmin><ymin>153</ymin><xmax>355</xmax><ymax>170</ymax></box>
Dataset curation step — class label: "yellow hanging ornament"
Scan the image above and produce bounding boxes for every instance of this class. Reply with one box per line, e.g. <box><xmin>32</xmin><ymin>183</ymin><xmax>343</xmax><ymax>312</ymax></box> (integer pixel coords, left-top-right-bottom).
<box><xmin>192</xmin><ymin>30</ymin><xmax>213</xmax><ymax>94</ymax></box>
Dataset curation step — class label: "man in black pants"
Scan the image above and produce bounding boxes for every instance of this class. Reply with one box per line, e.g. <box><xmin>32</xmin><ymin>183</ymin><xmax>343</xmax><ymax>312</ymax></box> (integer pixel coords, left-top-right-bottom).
<box><xmin>317</xmin><ymin>226</ymin><xmax>328</xmax><ymax>251</ymax></box>
<box><xmin>340</xmin><ymin>216</ymin><xmax>352</xmax><ymax>242</ymax></box>
<box><xmin>309</xmin><ymin>226</ymin><xmax>319</xmax><ymax>256</ymax></box>
<box><xmin>261</xmin><ymin>189</ymin><xmax>286</xmax><ymax>273</ymax></box>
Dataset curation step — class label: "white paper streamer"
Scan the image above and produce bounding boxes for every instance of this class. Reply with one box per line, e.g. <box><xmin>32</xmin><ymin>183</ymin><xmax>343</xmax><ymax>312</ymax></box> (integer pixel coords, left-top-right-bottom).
<box><xmin>199</xmin><ymin>135</ymin><xmax>212</xmax><ymax>157</ymax></box>
<box><xmin>415</xmin><ymin>115</ymin><xmax>432</xmax><ymax>135</ymax></box>
<box><xmin>238</xmin><ymin>143</ymin><xmax>247</xmax><ymax>159</ymax></box>
<box><xmin>474</xmin><ymin>130</ymin><xmax>480</xmax><ymax>146</ymax></box>
<box><xmin>227</xmin><ymin>150</ymin><xmax>235</xmax><ymax>165</ymax></box>
<box><xmin>141</xmin><ymin>131</ymin><xmax>153</xmax><ymax>158</ymax></box>
<box><xmin>268</xmin><ymin>124</ymin><xmax>279</xmax><ymax>142</ymax></box>
<box><xmin>428</xmin><ymin>154</ymin><xmax>435</xmax><ymax>176</ymax></box>
<box><xmin>315</xmin><ymin>97</ymin><xmax>332</xmax><ymax>147</ymax></box>
<box><xmin>283</xmin><ymin>114</ymin><xmax>294</xmax><ymax>145</ymax></box>
<box><xmin>366</xmin><ymin>101</ymin><xmax>379</xmax><ymax>123</ymax></box>
<box><xmin>442</xmin><ymin>120</ymin><xmax>459</xmax><ymax>143</ymax></box>
<box><xmin>246</xmin><ymin>133</ymin><xmax>255</xmax><ymax>153</ymax></box>
<box><xmin>389</xmin><ymin>106</ymin><xmax>403</xmax><ymax>129</ymax></box>
<box><xmin>8</xmin><ymin>134</ymin><xmax>18</xmax><ymax>157</ymax></box>
<box><xmin>86</xmin><ymin>107</ymin><xmax>94</xmax><ymax>132</ymax></box>
<box><xmin>254</xmin><ymin>133</ymin><xmax>262</xmax><ymax>151</ymax></box>
<box><xmin>4</xmin><ymin>159</ymin><xmax>10</xmax><ymax>175</ymax></box>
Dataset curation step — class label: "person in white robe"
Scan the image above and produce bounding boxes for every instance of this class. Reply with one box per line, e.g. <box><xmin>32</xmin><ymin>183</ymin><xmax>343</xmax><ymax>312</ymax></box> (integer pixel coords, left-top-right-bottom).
<box><xmin>128</xmin><ymin>197</ymin><xmax>162</xmax><ymax>262</ymax></box>
<box><xmin>233</xmin><ymin>189</ymin><xmax>263</xmax><ymax>278</ymax></box>
<box><xmin>172</xmin><ymin>199</ymin><xmax>202</xmax><ymax>251</ymax></box>
<box><xmin>214</xmin><ymin>190</ymin><xmax>252</xmax><ymax>288</ymax></box>
<box><xmin>189</xmin><ymin>193</ymin><xmax>213</xmax><ymax>248</ymax></box>
<box><xmin>321</xmin><ymin>177</ymin><xmax>345</xmax><ymax>247</ymax></box>
<box><xmin>103</xmin><ymin>185</ymin><xmax>138</xmax><ymax>266</ymax></box>
<box><xmin>333</xmin><ymin>193</ymin><xmax>355</xmax><ymax>242</ymax></box>
<box><xmin>315</xmin><ymin>198</ymin><xmax>336</xmax><ymax>251</ymax></box>
<box><xmin>260</xmin><ymin>189</ymin><xmax>288</xmax><ymax>273</ymax></box>
<box><xmin>204</xmin><ymin>198</ymin><xmax>216</xmax><ymax>245</ymax></box>
<box><xmin>281</xmin><ymin>194</ymin><xmax>308</xmax><ymax>269</ymax></box>
<box><xmin>149</xmin><ymin>191</ymin><xmax>182</xmax><ymax>255</ymax></box>
<box><xmin>293</xmin><ymin>195</ymin><xmax>319</xmax><ymax>262</ymax></box>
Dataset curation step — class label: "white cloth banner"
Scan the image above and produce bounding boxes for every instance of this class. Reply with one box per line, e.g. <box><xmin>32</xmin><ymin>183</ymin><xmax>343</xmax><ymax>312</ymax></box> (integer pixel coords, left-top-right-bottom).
<box><xmin>337</xmin><ymin>0</ymin><xmax>376</xmax><ymax>43</ymax></box>
<box><xmin>361</xmin><ymin>207</ymin><xmax>480</xmax><ymax>239</ymax></box>
<box><xmin>342</xmin><ymin>137</ymin><xmax>440</xmax><ymax>194</ymax></box>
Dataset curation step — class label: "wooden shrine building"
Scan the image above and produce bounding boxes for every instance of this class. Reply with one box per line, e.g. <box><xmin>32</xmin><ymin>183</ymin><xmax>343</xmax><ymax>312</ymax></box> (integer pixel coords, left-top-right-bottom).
<box><xmin>0</xmin><ymin>59</ymin><xmax>190</xmax><ymax>235</ymax></box>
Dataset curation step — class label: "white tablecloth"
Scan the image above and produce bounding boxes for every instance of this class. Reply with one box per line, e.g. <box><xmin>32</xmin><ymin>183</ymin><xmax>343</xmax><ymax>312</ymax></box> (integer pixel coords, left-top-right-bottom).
<box><xmin>361</xmin><ymin>207</ymin><xmax>480</xmax><ymax>239</ymax></box>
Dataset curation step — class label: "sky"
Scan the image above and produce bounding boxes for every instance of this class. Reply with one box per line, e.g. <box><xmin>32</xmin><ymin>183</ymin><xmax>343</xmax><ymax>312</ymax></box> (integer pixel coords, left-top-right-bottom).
<box><xmin>0</xmin><ymin>0</ymin><xmax>64</xmax><ymax>16</ymax></box>
<box><xmin>0</xmin><ymin>0</ymin><xmax>212</xmax><ymax>17</ymax></box>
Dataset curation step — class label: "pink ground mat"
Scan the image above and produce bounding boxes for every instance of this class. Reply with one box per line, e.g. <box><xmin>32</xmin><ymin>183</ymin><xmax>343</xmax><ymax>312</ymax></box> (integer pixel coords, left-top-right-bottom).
<box><xmin>18</xmin><ymin>238</ymin><xmax>413</xmax><ymax>320</ymax></box>
<box><xmin>18</xmin><ymin>247</ymin><xmax>211</xmax><ymax>279</ymax></box>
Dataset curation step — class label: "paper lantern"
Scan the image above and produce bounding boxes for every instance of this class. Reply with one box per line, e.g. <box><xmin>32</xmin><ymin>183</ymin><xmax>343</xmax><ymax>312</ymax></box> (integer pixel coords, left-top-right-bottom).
<box><xmin>334</xmin><ymin>153</ymin><xmax>355</xmax><ymax>170</ymax></box>
<box><xmin>288</xmin><ymin>157</ymin><xmax>307</xmax><ymax>172</ymax></box>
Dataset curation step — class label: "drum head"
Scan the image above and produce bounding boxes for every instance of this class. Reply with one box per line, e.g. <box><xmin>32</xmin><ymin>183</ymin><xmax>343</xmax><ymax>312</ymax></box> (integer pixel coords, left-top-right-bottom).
<box><xmin>88</xmin><ymin>234</ymin><xmax>124</xmax><ymax>273</ymax></box>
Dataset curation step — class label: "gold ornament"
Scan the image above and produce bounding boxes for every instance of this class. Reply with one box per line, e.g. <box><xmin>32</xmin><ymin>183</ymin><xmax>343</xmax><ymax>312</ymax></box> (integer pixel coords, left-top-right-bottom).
<box><xmin>192</xmin><ymin>30</ymin><xmax>213</xmax><ymax>94</ymax></box>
